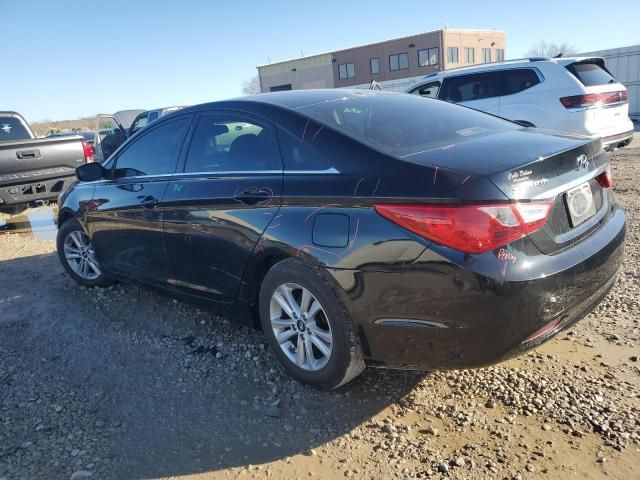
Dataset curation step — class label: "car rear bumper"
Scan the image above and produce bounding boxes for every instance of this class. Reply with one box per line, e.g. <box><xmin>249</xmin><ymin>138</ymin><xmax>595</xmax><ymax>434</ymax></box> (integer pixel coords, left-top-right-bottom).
<box><xmin>601</xmin><ymin>129</ymin><xmax>634</xmax><ymax>149</ymax></box>
<box><xmin>0</xmin><ymin>175</ymin><xmax>75</xmax><ymax>208</ymax></box>
<box><xmin>328</xmin><ymin>203</ymin><xmax>626</xmax><ymax>370</ymax></box>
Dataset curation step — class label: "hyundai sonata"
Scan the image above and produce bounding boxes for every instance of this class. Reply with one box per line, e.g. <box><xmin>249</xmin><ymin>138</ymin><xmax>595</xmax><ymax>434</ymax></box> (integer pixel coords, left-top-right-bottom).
<box><xmin>56</xmin><ymin>90</ymin><xmax>625</xmax><ymax>389</ymax></box>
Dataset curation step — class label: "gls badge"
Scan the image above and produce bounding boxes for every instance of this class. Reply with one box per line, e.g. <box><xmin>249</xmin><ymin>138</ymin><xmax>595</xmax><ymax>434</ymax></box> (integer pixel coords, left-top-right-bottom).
<box><xmin>576</xmin><ymin>154</ymin><xmax>589</xmax><ymax>170</ymax></box>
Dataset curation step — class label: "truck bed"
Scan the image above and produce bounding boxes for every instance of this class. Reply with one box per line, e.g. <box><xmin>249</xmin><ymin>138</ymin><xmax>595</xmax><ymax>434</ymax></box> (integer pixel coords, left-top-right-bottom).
<box><xmin>0</xmin><ymin>136</ymin><xmax>84</xmax><ymax>211</ymax></box>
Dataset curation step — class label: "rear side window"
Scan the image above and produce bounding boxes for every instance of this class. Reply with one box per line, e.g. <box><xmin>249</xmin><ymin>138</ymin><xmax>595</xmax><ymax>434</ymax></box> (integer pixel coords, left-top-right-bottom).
<box><xmin>277</xmin><ymin>127</ymin><xmax>335</xmax><ymax>171</ymax></box>
<box><xmin>0</xmin><ymin>117</ymin><xmax>31</xmax><ymax>142</ymax></box>
<box><xmin>296</xmin><ymin>92</ymin><xmax>518</xmax><ymax>158</ymax></box>
<box><xmin>566</xmin><ymin>61</ymin><xmax>616</xmax><ymax>86</ymax></box>
<box><xmin>499</xmin><ymin>68</ymin><xmax>541</xmax><ymax>95</ymax></box>
<box><xmin>440</xmin><ymin>72</ymin><xmax>498</xmax><ymax>102</ymax></box>
<box><xmin>184</xmin><ymin>114</ymin><xmax>281</xmax><ymax>172</ymax></box>
<box><xmin>113</xmin><ymin>117</ymin><xmax>190</xmax><ymax>178</ymax></box>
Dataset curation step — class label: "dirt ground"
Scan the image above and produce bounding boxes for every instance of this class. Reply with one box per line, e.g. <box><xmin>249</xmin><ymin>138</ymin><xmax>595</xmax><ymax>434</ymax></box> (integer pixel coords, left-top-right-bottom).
<box><xmin>0</xmin><ymin>135</ymin><xmax>639</xmax><ymax>480</ymax></box>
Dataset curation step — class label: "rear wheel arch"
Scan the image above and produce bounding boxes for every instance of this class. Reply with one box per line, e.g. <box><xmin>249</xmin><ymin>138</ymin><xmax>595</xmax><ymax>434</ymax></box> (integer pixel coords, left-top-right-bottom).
<box><xmin>243</xmin><ymin>250</ymin><xmax>291</xmax><ymax>328</ymax></box>
<box><xmin>57</xmin><ymin>208</ymin><xmax>76</xmax><ymax>228</ymax></box>
<box><xmin>257</xmin><ymin>256</ymin><xmax>366</xmax><ymax>389</ymax></box>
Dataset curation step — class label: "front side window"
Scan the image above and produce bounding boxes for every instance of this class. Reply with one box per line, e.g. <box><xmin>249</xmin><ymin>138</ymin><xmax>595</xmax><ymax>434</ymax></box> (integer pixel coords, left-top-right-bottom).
<box><xmin>440</xmin><ymin>73</ymin><xmax>497</xmax><ymax>103</ymax></box>
<box><xmin>129</xmin><ymin>113</ymin><xmax>149</xmax><ymax>136</ymax></box>
<box><xmin>297</xmin><ymin>92</ymin><xmax>517</xmax><ymax>159</ymax></box>
<box><xmin>370</xmin><ymin>57</ymin><xmax>380</xmax><ymax>74</ymax></box>
<box><xmin>495</xmin><ymin>49</ymin><xmax>505</xmax><ymax>62</ymax></box>
<box><xmin>500</xmin><ymin>69</ymin><xmax>542</xmax><ymax>95</ymax></box>
<box><xmin>482</xmin><ymin>48</ymin><xmax>491</xmax><ymax>63</ymax></box>
<box><xmin>184</xmin><ymin>114</ymin><xmax>281</xmax><ymax>172</ymax></box>
<box><xmin>98</xmin><ymin>117</ymin><xmax>122</xmax><ymax>142</ymax></box>
<box><xmin>389</xmin><ymin>53</ymin><xmax>409</xmax><ymax>71</ymax></box>
<box><xmin>447</xmin><ymin>47</ymin><xmax>459</xmax><ymax>63</ymax></box>
<box><xmin>410</xmin><ymin>81</ymin><xmax>441</xmax><ymax>99</ymax></box>
<box><xmin>148</xmin><ymin>111</ymin><xmax>159</xmax><ymax>122</ymax></box>
<box><xmin>0</xmin><ymin>117</ymin><xmax>31</xmax><ymax>142</ymax></box>
<box><xmin>113</xmin><ymin>117</ymin><xmax>190</xmax><ymax>178</ymax></box>
<box><xmin>464</xmin><ymin>47</ymin><xmax>475</xmax><ymax>64</ymax></box>
<box><xmin>98</xmin><ymin>116</ymin><xmax>128</xmax><ymax>160</ymax></box>
<box><xmin>339</xmin><ymin>63</ymin><xmax>355</xmax><ymax>79</ymax></box>
<box><xmin>418</xmin><ymin>47</ymin><xmax>439</xmax><ymax>67</ymax></box>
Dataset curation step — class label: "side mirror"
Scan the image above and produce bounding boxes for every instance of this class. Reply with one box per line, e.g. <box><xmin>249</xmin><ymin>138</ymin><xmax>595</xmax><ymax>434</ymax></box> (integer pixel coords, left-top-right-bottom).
<box><xmin>76</xmin><ymin>162</ymin><xmax>105</xmax><ymax>182</ymax></box>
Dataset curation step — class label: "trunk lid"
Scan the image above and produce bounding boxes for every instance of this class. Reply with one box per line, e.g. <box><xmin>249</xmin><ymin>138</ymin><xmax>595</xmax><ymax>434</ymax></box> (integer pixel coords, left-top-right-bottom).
<box><xmin>402</xmin><ymin>128</ymin><xmax>611</xmax><ymax>253</ymax></box>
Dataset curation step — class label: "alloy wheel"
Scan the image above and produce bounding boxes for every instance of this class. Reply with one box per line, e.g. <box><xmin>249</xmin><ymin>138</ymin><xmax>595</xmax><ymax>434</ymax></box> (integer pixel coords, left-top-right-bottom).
<box><xmin>63</xmin><ymin>230</ymin><xmax>101</xmax><ymax>280</ymax></box>
<box><xmin>269</xmin><ymin>283</ymin><xmax>333</xmax><ymax>371</ymax></box>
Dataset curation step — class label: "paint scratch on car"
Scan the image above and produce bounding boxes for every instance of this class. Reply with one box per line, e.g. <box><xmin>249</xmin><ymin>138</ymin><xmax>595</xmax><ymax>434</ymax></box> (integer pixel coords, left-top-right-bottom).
<box><xmin>296</xmin><ymin>244</ymin><xmax>342</xmax><ymax>261</ymax></box>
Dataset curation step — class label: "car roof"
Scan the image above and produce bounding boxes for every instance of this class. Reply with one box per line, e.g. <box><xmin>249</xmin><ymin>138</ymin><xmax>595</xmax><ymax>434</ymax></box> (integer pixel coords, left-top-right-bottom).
<box><xmin>179</xmin><ymin>89</ymin><xmax>397</xmax><ymax>113</ymax></box>
<box><xmin>413</xmin><ymin>56</ymin><xmax>605</xmax><ymax>81</ymax></box>
<box><xmin>147</xmin><ymin>106</ymin><xmax>186</xmax><ymax>115</ymax></box>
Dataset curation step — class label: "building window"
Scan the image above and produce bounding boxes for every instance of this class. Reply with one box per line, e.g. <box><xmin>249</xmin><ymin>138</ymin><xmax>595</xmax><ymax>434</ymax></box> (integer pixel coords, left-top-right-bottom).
<box><xmin>418</xmin><ymin>47</ymin><xmax>439</xmax><ymax>67</ymax></box>
<box><xmin>496</xmin><ymin>49</ymin><xmax>505</xmax><ymax>62</ymax></box>
<box><xmin>338</xmin><ymin>63</ymin><xmax>355</xmax><ymax>79</ymax></box>
<box><xmin>370</xmin><ymin>57</ymin><xmax>380</xmax><ymax>74</ymax></box>
<box><xmin>389</xmin><ymin>53</ymin><xmax>409</xmax><ymax>71</ymax></box>
<box><xmin>464</xmin><ymin>47</ymin><xmax>475</xmax><ymax>64</ymax></box>
<box><xmin>447</xmin><ymin>47</ymin><xmax>459</xmax><ymax>63</ymax></box>
<box><xmin>482</xmin><ymin>48</ymin><xmax>491</xmax><ymax>63</ymax></box>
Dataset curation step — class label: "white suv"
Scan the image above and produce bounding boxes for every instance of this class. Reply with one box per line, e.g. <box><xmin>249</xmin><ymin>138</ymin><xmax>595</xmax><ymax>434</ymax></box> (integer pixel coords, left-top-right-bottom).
<box><xmin>405</xmin><ymin>57</ymin><xmax>634</xmax><ymax>150</ymax></box>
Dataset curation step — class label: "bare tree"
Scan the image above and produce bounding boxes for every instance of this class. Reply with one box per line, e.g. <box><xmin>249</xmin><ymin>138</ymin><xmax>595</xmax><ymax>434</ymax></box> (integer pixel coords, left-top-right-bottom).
<box><xmin>241</xmin><ymin>75</ymin><xmax>262</xmax><ymax>95</ymax></box>
<box><xmin>525</xmin><ymin>41</ymin><xmax>579</xmax><ymax>58</ymax></box>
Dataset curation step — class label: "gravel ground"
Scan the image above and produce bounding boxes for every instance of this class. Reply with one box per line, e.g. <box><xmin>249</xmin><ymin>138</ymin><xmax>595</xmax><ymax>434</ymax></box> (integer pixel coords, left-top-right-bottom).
<box><xmin>1</xmin><ymin>135</ymin><xmax>639</xmax><ymax>480</ymax></box>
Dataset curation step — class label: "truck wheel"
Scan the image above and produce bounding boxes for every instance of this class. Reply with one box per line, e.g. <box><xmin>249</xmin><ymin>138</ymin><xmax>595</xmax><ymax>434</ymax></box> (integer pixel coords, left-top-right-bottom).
<box><xmin>56</xmin><ymin>219</ymin><xmax>114</xmax><ymax>287</ymax></box>
<box><xmin>259</xmin><ymin>258</ymin><xmax>365</xmax><ymax>390</ymax></box>
<box><xmin>0</xmin><ymin>206</ymin><xmax>27</xmax><ymax>216</ymax></box>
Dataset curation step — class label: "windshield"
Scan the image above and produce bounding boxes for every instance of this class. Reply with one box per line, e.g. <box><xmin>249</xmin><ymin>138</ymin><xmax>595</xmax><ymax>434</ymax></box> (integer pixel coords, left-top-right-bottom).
<box><xmin>0</xmin><ymin>117</ymin><xmax>31</xmax><ymax>142</ymax></box>
<box><xmin>296</xmin><ymin>92</ymin><xmax>518</xmax><ymax>158</ymax></box>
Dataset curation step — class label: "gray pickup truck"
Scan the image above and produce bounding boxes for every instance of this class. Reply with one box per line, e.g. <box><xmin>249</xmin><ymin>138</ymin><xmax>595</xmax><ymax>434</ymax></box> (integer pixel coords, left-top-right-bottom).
<box><xmin>0</xmin><ymin>111</ymin><xmax>89</xmax><ymax>215</ymax></box>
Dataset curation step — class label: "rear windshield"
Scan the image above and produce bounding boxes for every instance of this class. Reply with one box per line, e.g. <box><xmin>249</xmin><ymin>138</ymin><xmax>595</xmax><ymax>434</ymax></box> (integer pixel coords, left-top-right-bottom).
<box><xmin>566</xmin><ymin>61</ymin><xmax>617</xmax><ymax>86</ymax></box>
<box><xmin>0</xmin><ymin>117</ymin><xmax>31</xmax><ymax>142</ymax></box>
<box><xmin>296</xmin><ymin>92</ymin><xmax>518</xmax><ymax>158</ymax></box>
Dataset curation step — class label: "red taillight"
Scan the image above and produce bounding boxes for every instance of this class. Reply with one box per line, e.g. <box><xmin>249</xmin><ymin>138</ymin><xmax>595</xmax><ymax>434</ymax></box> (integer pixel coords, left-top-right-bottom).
<box><xmin>374</xmin><ymin>202</ymin><xmax>552</xmax><ymax>254</ymax></box>
<box><xmin>524</xmin><ymin>319</ymin><xmax>561</xmax><ymax>343</ymax></box>
<box><xmin>596</xmin><ymin>165</ymin><xmax>612</xmax><ymax>188</ymax></box>
<box><xmin>560</xmin><ymin>90</ymin><xmax>628</xmax><ymax>109</ymax></box>
<box><xmin>82</xmin><ymin>141</ymin><xmax>95</xmax><ymax>163</ymax></box>
<box><xmin>560</xmin><ymin>93</ymin><xmax>599</xmax><ymax>108</ymax></box>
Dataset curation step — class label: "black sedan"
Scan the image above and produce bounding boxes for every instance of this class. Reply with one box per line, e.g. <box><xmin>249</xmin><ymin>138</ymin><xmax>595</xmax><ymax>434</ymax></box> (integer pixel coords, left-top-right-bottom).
<box><xmin>56</xmin><ymin>90</ymin><xmax>625</xmax><ymax>389</ymax></box>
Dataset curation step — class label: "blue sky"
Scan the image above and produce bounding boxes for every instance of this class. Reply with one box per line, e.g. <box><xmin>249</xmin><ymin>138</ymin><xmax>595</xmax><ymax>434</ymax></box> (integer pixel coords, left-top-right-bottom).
<box><xmin>2</xmin><ymin>0</ymin><xmax>639</xmax><ymax>122</ymax></box>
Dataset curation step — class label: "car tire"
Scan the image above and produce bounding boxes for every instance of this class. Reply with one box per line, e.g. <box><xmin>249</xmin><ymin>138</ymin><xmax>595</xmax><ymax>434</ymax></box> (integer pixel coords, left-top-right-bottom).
<box><xmin>56</xmin><ymin>219</ymin><xmax>114</xmax><ymax>288</ymax></box>
<box><xmin>259</xmin><ymin>258</ymin><xmax>365</xmax><ymax>389</ymax></box>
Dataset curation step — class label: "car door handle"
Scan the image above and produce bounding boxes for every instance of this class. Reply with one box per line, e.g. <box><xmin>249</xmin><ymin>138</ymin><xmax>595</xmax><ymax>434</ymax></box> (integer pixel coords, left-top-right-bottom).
<box><xmin>234</xmin><ymin>187</ymin><xmax>271</xmax><ymax>205</ymax></box>
<box><xmin>16</xmin><ymin>149</ymin><xmax>41</xmax><ymax>159</ymax></box>
<box><xmin>140</xmin><ymin>195</ymin><xmax>159</xmax><ymax>209</ymax></box>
